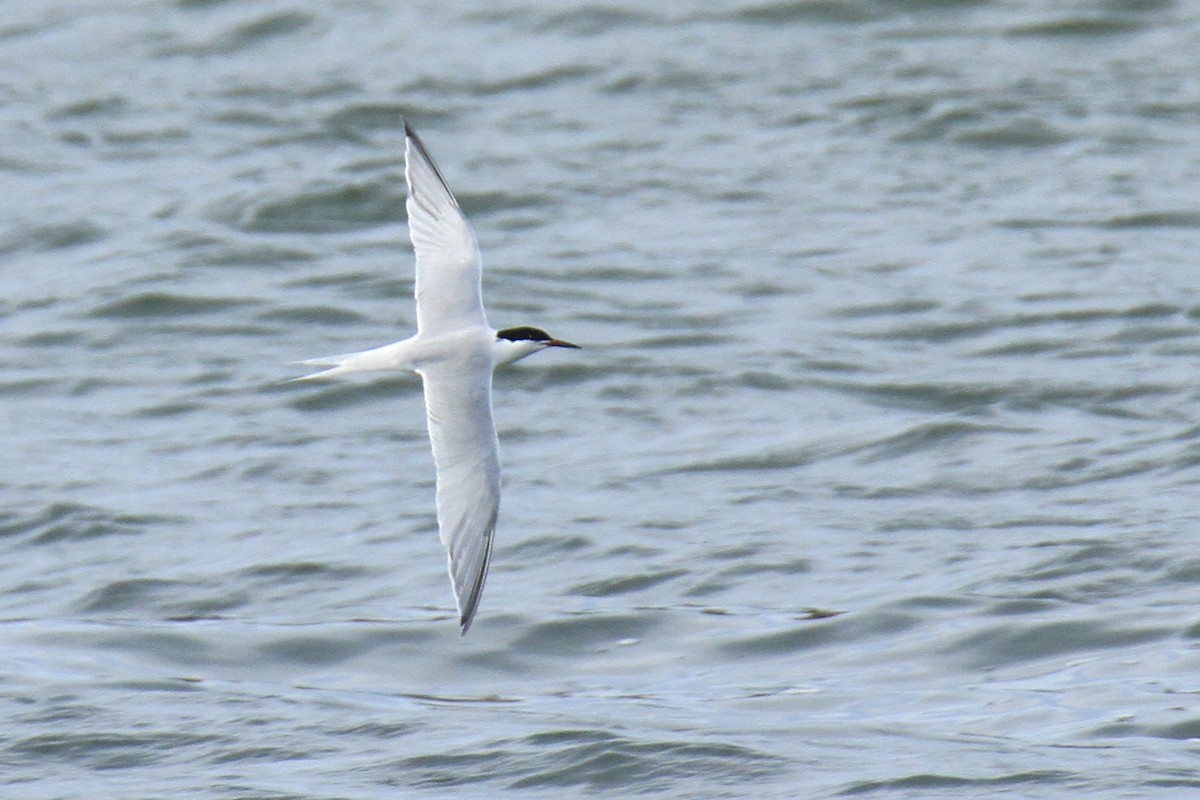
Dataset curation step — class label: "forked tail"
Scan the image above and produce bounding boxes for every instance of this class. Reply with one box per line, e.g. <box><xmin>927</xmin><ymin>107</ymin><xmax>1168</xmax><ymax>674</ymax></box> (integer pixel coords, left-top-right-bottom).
<box><xmin>288</xmin><ymin>340</ymin><xmax>414</xmax><ymax>382</ymax></box>
<box><xmin>288</xmin><ymin>352</ymin><xmax>367</xmax><ymax>382</ymax></box>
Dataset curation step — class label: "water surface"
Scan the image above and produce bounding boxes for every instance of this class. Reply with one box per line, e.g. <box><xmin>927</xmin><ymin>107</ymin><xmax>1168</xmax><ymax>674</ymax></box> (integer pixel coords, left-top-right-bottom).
<box><xmin>3</xmin><ymin>1</ymin><xmax>1200</xmax><ymax>797</ymax></box>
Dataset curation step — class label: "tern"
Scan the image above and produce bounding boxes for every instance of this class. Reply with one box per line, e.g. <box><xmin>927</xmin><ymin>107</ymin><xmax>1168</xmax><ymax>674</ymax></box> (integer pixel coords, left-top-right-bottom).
<box><xmin>294</xmin><ymin>123</ymin><xmax>579</xmax><ymax>633</ymax></box>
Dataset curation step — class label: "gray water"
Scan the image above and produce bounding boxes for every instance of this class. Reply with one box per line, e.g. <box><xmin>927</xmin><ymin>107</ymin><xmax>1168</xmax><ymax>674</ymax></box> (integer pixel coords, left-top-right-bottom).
<box><xmin>4</xmin><ymin>1</ymin><xmax>1200</xmax><ymax>797</ymax></box>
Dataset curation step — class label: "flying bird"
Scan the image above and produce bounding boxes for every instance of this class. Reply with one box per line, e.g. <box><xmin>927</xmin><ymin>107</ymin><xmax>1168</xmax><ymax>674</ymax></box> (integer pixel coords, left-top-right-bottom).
<box><xmin>294</xmin><ymin>123</ymin><xmax>579</xmax><ymax>633</ymax></box>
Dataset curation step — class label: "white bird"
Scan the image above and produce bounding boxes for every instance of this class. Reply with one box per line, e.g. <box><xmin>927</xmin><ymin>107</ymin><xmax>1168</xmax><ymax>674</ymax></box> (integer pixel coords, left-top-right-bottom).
<box><xmin>294</xmin><ymin>122</ymin><xmax>579</xmax><ymax>634</ymax></box>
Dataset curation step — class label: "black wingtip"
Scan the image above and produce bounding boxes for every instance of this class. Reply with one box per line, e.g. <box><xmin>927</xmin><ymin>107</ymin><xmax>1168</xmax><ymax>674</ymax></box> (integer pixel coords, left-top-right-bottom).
<box><xmin>402</xmin><ymin>120</ymin><xmax>460</xmax><ymax>209</ymax></box>
<box><xmin>459</xmin><ymin>603</ymin><xmax>479</xmax><ymax>636</ymax></box>
<box><xmin>457</xmin><ymin>577</ymin><xmax>485</xmax><ymax>636</ymax></box>
<box><xmin>404</xmin><ymin>120</ymin><xmax>427</xmax><ymax>155</ymax></box>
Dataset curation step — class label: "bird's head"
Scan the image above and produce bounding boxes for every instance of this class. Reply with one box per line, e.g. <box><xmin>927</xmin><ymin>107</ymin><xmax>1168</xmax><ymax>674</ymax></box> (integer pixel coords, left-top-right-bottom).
<box><xmin>494</xmin><ymin>326</ymin><xmax>580</xmax><ymax>365</ymax></box>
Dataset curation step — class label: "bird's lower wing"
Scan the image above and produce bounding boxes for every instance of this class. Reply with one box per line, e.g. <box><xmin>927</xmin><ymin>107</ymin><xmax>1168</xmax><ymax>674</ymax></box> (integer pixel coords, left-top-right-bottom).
<box><xmin>418</xmin><ymin>359</ymin><xmax>500</xmax><ymax>634</ymax></box>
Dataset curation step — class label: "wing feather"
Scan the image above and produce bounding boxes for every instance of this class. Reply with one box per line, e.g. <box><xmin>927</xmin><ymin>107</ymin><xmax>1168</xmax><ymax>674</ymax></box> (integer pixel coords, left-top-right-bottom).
<box><xmin>419</xmin><ymin>357</ymin><xmax>500</xmax><ymax>634</ymax></box>
<box><xmin>404</xmin><ymin>123</ymin><xmax>488</xmax><ymax>333</ymax></box>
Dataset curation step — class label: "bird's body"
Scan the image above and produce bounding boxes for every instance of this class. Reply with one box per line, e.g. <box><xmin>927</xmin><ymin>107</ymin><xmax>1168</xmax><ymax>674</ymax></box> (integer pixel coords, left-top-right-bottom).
<box><xmin>294</xmin><ymin>123</ymin><xmax>578</xmax><ymax>633</ymax></box>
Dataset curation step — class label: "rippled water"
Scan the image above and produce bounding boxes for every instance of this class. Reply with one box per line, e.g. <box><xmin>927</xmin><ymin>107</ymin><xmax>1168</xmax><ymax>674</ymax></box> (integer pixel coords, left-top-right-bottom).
<box><xmin>4</xmin><ymin>1</ymin><xmax>1200</xmax><ymax>797</ymax></box>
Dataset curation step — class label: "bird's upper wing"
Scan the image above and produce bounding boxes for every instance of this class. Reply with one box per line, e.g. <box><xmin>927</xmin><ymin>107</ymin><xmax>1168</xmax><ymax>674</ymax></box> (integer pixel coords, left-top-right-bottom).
<box><xmin>418</xmin><ymin>356</ymin><xmax>500</xmax><ymax>634</ymax></box>
<box><xmin>404</xmin><ymin>123</ymin><xmax>488</xmax><ymax>334</ymax></box>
